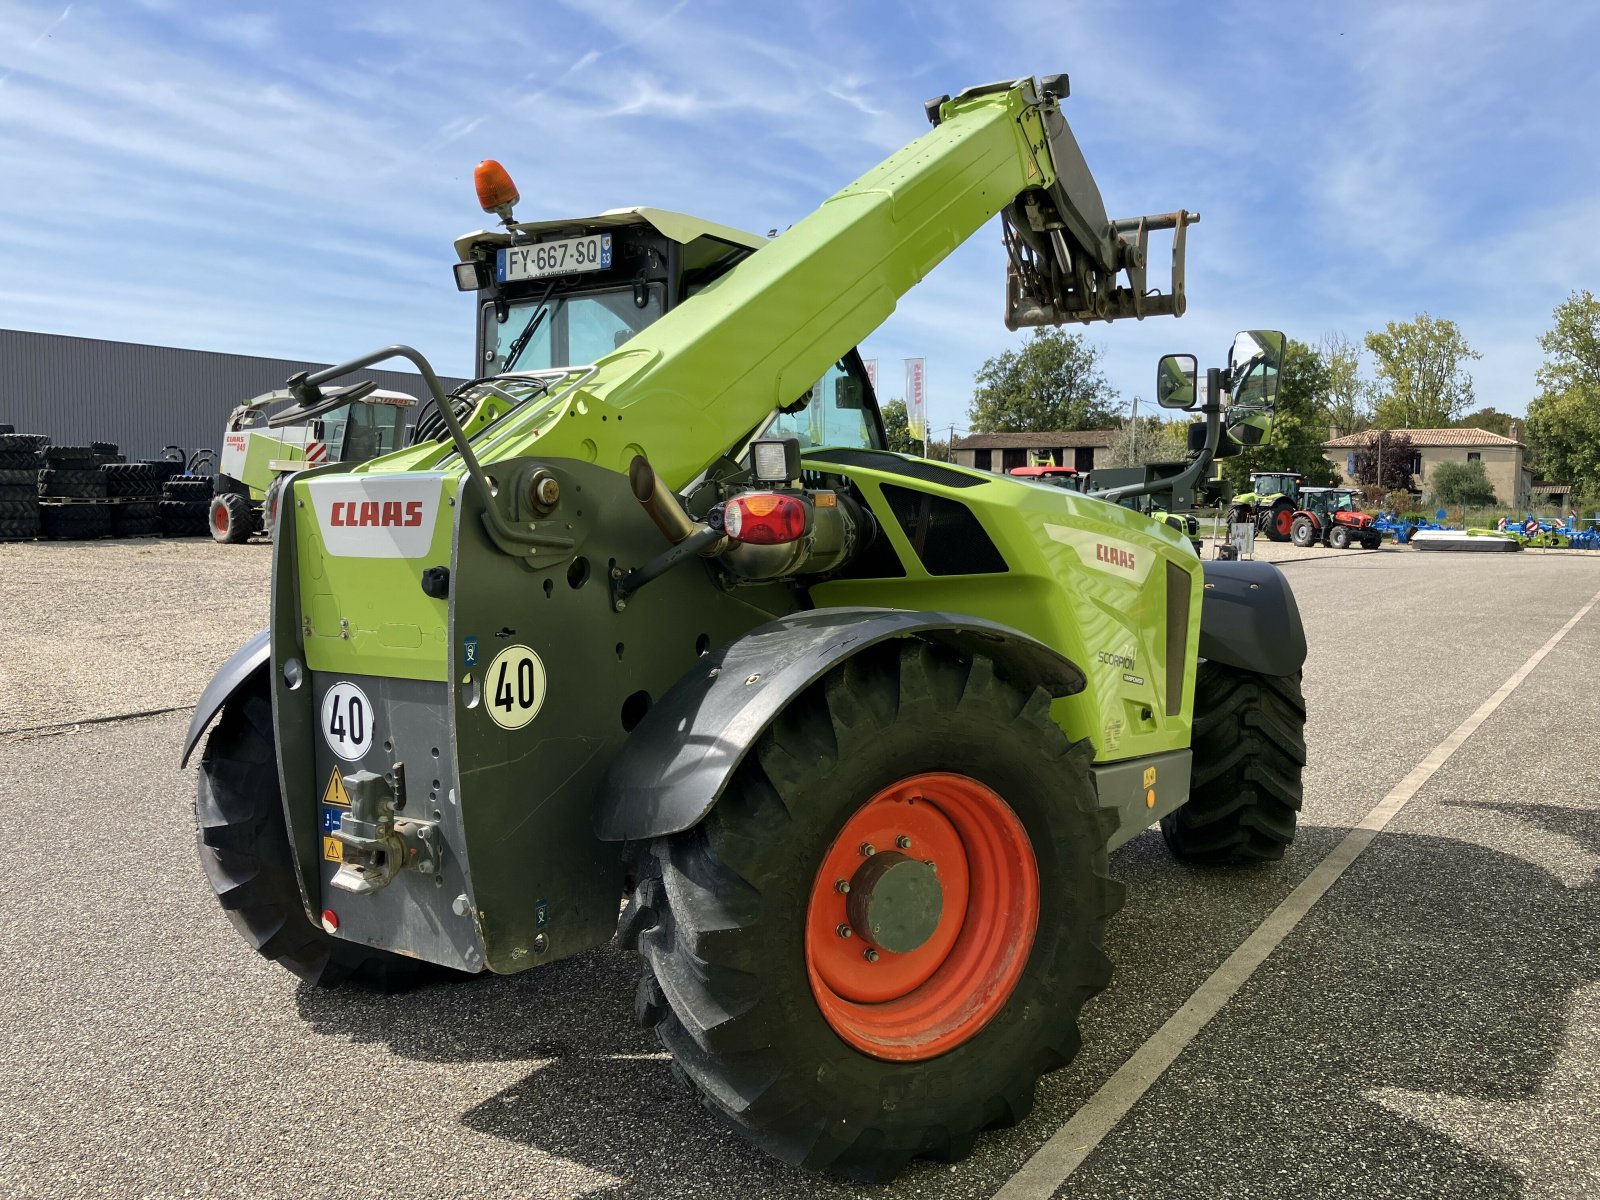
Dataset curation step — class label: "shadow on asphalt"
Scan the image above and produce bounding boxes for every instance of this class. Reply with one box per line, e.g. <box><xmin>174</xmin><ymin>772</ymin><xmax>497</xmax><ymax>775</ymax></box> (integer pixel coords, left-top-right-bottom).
<box><xmin>290</xmin><ymin>817</ymin><xmax>1598</xmax><ymax>1199</ymax></box>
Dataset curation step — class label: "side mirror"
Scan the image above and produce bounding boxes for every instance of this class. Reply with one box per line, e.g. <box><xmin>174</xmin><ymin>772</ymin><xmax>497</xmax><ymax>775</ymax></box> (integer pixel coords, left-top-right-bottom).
<box><xmin>834</xmin><ymin>375</ymin><xmax>864</xmax><ymax>411</ymax></box>
<box><xmin>1155</xmin><ymin>353</ymin><xmax>1198</xmax><ymax>410</ymax></box>
<box><xmin>1224</xmin><ymin>329</ymin><xmax>1285</xmax><ymax>447</ymax></box>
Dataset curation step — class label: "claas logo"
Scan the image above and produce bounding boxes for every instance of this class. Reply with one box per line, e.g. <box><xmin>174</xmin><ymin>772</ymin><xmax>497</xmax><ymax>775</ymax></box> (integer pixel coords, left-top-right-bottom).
<box><xmin>1095</xmin><ymin>543</ymin><xmax>1136</xmax><ymax>571</ymax></box>
<box><xmin>328</xmin><ymin>500</ymin><xmax>426</xmax><ymax>528</ymax></box>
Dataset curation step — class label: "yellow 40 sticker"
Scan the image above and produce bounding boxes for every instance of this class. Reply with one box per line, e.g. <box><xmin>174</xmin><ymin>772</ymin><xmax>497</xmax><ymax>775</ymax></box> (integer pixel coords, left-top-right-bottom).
<box><xmin>484</xmin><ymin>645</ymin><xmax>547</xmax><ymax>730</ymax></box>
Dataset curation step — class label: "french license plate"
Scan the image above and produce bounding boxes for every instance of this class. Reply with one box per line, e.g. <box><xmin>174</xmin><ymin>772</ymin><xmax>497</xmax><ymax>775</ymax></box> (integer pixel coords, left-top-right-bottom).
<box><xmin>496</xmin><ymin>233</ymin><xmax>612</xmax><ymax>282</ymax></box>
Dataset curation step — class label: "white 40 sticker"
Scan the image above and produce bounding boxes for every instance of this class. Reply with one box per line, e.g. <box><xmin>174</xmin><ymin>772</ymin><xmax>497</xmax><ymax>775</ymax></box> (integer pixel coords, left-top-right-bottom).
<box><xmin>322</xmin><ymin>682</ymin><xmax>374</xmax><ymax>761</ymax></box>
<box><xmin>485</xmin><ymin>645</ymin><xmax>547</xmax><ymax>730</ymax></box>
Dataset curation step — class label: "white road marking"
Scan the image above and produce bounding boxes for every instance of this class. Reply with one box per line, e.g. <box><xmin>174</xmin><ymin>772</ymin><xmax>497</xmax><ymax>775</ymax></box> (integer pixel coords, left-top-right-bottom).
<box><xmin>994</xmin><ymin>586</ymin><xmax>1600</xmax><ymax>1199</ymax></box>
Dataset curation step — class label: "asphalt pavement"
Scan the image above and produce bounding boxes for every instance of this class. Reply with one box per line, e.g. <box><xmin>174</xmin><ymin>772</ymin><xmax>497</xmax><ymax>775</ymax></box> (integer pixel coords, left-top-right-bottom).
<box><xmin>0</xmin><ymin>547</ymin><xmax>1596</xmax><ymax>1199</ymax></box>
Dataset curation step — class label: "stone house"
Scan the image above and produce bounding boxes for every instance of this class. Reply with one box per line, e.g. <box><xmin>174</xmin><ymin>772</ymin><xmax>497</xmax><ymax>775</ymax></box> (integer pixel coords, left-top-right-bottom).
<box><xmin>951</xmin><ymin>430</ymin><xmax>1117</xmax><ymax>475</ymax></box>
<box><xmin>1321</xmin><ymin>424</ymin><xmax>1532</xmax><ymax>508</ymax></box>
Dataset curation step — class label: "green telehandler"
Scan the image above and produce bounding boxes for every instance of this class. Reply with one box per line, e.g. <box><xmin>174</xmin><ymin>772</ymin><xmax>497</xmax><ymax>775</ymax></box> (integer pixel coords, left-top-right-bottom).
<box><xmin>183</xmin><ymin>75</ymin><xmax>1306</xmax><ymax>1180</ymax></box>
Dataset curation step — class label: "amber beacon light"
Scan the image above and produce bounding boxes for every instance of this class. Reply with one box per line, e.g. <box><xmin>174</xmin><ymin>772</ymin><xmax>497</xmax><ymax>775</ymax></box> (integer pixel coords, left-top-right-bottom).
<box><xmin>474</xmin><ymin>159</ymin><xmax>520</xmax><ymax>222</ymax></box>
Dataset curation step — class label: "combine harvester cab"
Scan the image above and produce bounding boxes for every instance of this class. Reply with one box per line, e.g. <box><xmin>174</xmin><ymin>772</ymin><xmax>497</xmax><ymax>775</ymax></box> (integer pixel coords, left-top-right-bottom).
<box><xmin>182</xmin><ymin>75</ymin><xmax>1308</xmax><ymax>1180</ymax></box>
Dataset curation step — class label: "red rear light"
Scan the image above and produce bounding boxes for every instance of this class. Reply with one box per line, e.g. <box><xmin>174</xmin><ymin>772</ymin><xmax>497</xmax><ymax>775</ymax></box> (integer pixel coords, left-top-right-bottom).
<box><xmin>321</xmin><ymin>908</ymin><xmax>340</xmax><ymax>933</ymax></box>
<box><xmin>724</xmin><ymin>493</ymin><xmax>808</xmax><ymax>545</ymax></box>
<box><xmin>474</xmin><ymin>159</ymin><xmax>520</xmax><ymax>213</ymax></box>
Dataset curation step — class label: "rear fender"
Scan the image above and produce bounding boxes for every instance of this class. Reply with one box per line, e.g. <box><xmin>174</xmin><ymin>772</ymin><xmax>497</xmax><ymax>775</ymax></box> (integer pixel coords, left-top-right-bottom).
<box><xmin>179</xmin><ymin>629</ymin><xmax>270</xmax><ymax>766</ymax></box>
<box><xmin>594</xmin><ymin>608</ymin><xmax>1086</xmax><ymax>843</ymax></box>
<box><xmin>1198</xmin><ymin>560</ymin><xmax>1306</xmax><ymax>678</ymax></box>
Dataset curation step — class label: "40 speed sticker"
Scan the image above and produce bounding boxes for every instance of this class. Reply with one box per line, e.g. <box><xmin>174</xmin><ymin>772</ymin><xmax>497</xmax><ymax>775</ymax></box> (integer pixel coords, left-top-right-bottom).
<box><xmin>484</xmin><ymin>644</ymin><xmax>547</xmax><ymax>730</ymax></box>
<box><xmin>322</xmin><ymin>681</ymin><xmax>374</xmax><ymax>761</ymax></box>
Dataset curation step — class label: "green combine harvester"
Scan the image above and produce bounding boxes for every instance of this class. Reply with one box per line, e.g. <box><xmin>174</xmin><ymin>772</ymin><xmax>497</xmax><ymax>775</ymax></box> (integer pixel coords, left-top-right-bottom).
<box><xmin>183</xmin><ymin>75</ymin><xmax>1306</xmax><ymax>1179</ymax></box>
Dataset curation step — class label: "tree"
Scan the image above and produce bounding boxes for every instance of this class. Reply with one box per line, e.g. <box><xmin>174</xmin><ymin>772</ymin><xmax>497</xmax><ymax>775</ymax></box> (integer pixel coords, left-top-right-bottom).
<box><xmin>1216</xmin><ymin>338</ymin><xmax>1339</xmax><ymax>490</ymax></box>
<box><xmin>967</xmin><ymin>329</ymin><xmax>1119</xmax><ymax>432</ymax></box>
<box><xmin>1365</xmin><ymin>313</ymin><xmax>1481</xmax><ymax>428</ymax></box>
<box><xmin>1455</xmin><ymin>406</ymin><xmax>1517</xmax><ymax>437</ymax></box>
<box><xmin>880</xmin><ymin>399</ymin><xmax>917</xmax><ymax>454</ymax></box>
<box><xmin>1319</xmin><ymin>331</ymin><xmax>1371</xmax><ymax>435</ymax></box>
<box><xmin>1526</xmin><ymin>291</ymin><xmax>1600</xmax><ymax>494</ymax></box>
<box><xmin>1105</xmin><ymin>414</ymin><xmax>1191</xmax><ymax>467</ymax></box>
<box><xmin>1428</xmin><ymin>460</ymin><xmax>1496</xmax><ymax>506</ymax></box>
<box><xmin>1349</xmin><ymin>429</ymin><xmax>1417</xmax><ymax>494</ymax></box>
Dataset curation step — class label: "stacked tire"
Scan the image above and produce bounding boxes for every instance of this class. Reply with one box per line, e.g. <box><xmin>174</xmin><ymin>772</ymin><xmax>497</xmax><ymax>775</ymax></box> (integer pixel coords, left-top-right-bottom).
<box><xmin>0</xmin><ymin>432</ymin><xmax>43</xmax><ymax>541</ymax></box>
<box><xmin>159</xmin><ymin>474</ymin><xmax>213</xmax><ymax>537</ymax></box>
<box><xmin>37</xmin><ymin>444</ymin><xmax>110</xmax><ymax>541</ymax></box>
<box><xmin>106</xmin><ymin>462</ymin><xmax>161</xmax><ymax>537</ymax></box>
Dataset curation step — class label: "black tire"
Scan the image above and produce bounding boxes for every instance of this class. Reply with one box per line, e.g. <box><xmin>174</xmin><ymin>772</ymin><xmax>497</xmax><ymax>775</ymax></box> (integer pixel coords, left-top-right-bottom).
<box><xmin>1290</xmin><ymin>515</ymin><xmax>1317</xmax><ymax>548</ymax></box>
<box><xmin>146</xmin><ymin>460</ymin><xmax>186</xmax><ymax>484</ymax></box>
<box><xmin>0</xmin><ymin>517</ymin><xmax>39</xmax><ymax>540</ymax></box>
<box><xmin>1160</xmin><ymin>663</ymin><xmax>1306</xmax><ymax>864</ymax></box>
<box><xmin>37</xmin><ymin>468</ymin><xmax>108</xmax><ymax>499</ymax></box>
<box><xmin>111</xmin><ymin>517</ymin><xmax>160</xmax><ymax>538</ymax></box>
<box><xmin>0</xmin><ymin>468</ymin><xmax>36</xmax><ymax>486</ymax></box>
<box><xmin>0</xmin><ymin>451</ymin><xmax>37</xmax><ymax>470</ymax></box>
<box><xmin>159</xmin><ymin>498</ymin><xmax>212</xmax><ymax>536</ymax></box>
<box><xmin>1223</xmin><ymin>504</ymin><xmax>1249</xmax><ymax>529</ymax></box>
<box><xmin>1329</xmin><ymin>525</ymin><xmax>1352</xmax><ymax>549</ymax></box>
<box><xmin>209</xmin><ymin>492</ymin><xmax>257</xmax><ymax>543</ymax></box>
<box><xmin>162</xmin><ymin>476</ymin><xmax>212</xmax><ymax>501</ymax></box>
<box><xmin>1260</xmin><ymin>499</ymin><xmax>1294</xmax><ymax>542</ymax></box>
<box><xmin>0</xmin><ymin>499</ymin><xmax>40</xmax><ymax>521</ymax></box>
<box><xmin>622</xmin><ymin>642</ymin><xmax>1121</xmax><ymax>1180</ymax></box>
<box><xmin>103</xmin><ymin>462</ymin><xmax>157</xmax><ymax>498</ymax></box>
<box><xmin>112</xmin><ymin>500</ymin><xmax>158</xmax><ymax>522</ymax></box>
<box><xmin>44</xmin><ymin>444</ymin><xmax>96</xmax><ymax>467</ymax></box>
<box><xmin>0</xmin><ymin>484</ymin><xmax>38</xmax><ymax>504</ymax></box>
<box><xmin>0</xmin><ymin>432</ymin><xmax>39</xmax><ymax>455</ymax></box>
<box><xmin>197</xmin><ymin>682</ymin><xmax>450</xmax><ymax>989</ymax></box>
<box><xmin>1361</xmin><ymin>533</ymin><xmax>1381</xmax><ymax>549</ymax></box>
<box><xmin>90</xmin><ymin>440</ymin><xmax>119</xmax><ymax>458</ymax></box>
<box><xmin>39</xmin><ymin>503</ymin><xmax>111</xmax><ymax>540</ymax></box>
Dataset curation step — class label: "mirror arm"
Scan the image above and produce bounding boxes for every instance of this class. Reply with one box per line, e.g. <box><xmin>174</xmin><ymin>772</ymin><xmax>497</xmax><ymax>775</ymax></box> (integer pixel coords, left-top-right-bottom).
<box><xmin>1091</xmin><ymin>367</ymin><xmax>1223</xmax><ymax>506</ymax></box>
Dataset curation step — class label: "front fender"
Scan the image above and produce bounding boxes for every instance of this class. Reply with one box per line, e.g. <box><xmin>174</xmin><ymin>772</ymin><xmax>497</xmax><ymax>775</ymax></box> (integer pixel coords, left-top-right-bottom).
<box><xmin>1199</xmin><ymin>560</ymin><xmax>1306</xmax><ymax>678</ymax></box>
<box><xmin>594</xmin><ymin>608</ymin><xmax>1086</xmax><ymax>843</ymax></box>
<box><xmin>179</xmin><ymin>629</ymin><xmax>270</xmax><ymax>766</ymax></box>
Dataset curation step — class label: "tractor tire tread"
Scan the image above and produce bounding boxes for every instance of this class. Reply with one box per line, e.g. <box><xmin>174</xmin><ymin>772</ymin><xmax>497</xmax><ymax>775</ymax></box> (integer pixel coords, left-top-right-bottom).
<box><xmin>628</xmin><ymin>641</ymin><xmax>1120</xmax><ymax>1180</ymax></box>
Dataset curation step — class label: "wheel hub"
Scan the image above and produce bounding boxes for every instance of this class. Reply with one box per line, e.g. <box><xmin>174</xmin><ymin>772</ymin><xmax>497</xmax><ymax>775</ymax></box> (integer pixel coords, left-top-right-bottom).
<box><xmin>845</xmin><ymin>851</ymin><xmax>943</xmax><ymax>953</ymax></box>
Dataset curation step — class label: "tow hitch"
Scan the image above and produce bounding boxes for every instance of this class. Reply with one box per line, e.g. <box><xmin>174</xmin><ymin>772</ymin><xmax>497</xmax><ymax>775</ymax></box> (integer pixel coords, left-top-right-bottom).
<box><xmin>330</xmin><ymin>765</ymin><xmax>443</xmax><ymax>895</ymax></box>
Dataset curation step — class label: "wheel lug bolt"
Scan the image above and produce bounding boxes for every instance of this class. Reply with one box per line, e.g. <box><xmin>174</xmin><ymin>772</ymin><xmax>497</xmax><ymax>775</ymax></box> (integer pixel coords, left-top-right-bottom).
<box><xmin>834</xmin><ymin>879</ymin><xmax>850</xmax><ymax>894</ymax></box>
<box><xmin>896</xmin><ymin>835</ymin><xmax>912</xmax><ymax>849</ymax></box>
<box><xmin>860</xmin><ymin>842</ymin><xmax>875</xmax><ymax>857</ymax></box>
<box><xmin>836</xmin><ymin>924</ymin><xmax>853</xmax><ymax>939</ymax></box>
<box><xmin>863</xmin><ymin>948</ymin><xmax>879</xmax><ymax>963</ymax></box>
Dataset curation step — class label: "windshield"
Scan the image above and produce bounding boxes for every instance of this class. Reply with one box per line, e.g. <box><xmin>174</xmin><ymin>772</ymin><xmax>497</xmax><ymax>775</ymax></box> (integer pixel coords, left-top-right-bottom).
<box><xmin>482</xmin><ymin>286</ymin><xmax>665</xmax><ymax>373</ymax></box>
<box><xmin>762</xmin><ymin>358</ymin><xmax>882</xmax><ymax>451</ymax></box>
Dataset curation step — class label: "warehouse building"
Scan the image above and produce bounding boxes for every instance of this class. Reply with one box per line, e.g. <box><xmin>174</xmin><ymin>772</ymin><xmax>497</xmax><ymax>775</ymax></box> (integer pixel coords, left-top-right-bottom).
<box><xmin>0</xmin><ymin>328</ymin><xmax>468</xmax><ymax>460</ymax></box>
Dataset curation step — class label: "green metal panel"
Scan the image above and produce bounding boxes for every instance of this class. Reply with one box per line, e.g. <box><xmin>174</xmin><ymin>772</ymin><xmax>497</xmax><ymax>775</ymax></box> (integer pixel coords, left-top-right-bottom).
<box><xmin>807</xmin><ymin>458</ymin><xmax>1202</xmax><ymax>763</ymax></box>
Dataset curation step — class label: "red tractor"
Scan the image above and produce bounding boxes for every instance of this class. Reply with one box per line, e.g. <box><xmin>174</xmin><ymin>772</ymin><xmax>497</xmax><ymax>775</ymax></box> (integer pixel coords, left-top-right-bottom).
<box><xmin>1290</xmin><ymin>486</ymin><xmax>1382</xmax><ymax>549</ymax></box>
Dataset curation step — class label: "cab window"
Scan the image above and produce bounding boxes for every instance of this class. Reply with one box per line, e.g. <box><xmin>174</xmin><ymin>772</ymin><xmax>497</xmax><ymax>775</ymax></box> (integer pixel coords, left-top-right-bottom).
<box><xmin>762</xmin><ymin>358</ymin><xmax>884</xmax><ymax>450</ymax></box>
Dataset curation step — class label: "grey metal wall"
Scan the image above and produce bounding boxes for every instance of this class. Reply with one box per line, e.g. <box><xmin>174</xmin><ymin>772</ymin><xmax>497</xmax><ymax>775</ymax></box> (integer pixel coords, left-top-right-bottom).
<box><xmin>0</xmin><ymin>328</ymin><xmax>469</xmax><ymax>460</ymax></box>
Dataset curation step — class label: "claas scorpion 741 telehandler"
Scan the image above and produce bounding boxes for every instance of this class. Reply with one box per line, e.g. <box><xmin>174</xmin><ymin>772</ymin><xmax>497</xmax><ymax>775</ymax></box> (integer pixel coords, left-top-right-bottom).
<box><xmin>183</xmin><ymin>75</ymin><xmax>1306</xmax><ymax>1180</ymax></box>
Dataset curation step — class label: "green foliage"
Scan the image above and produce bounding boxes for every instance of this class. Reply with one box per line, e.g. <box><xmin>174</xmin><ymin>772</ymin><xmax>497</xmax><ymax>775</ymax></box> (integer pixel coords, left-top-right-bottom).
<box><xmin>1428</xmin><ymin>459</ymin><xmax>1497</xmax><ymax>506</ymax></box>
<box><xmin>1106</xmin><ymin>415</ymin><xmax>1192</xmax><ymax>467</ymax></box>
<box><xmin>1365</xmin><ymin>313</ymin><xmax>1481</xmax><ymax>428</ymax></box>
<box><xmin>880</xmin><ymin>399</ymin><xmax>917</xmax><ymax>454</ymax></box>
<box><xmin>967</xmin><ymin>329</ymin><xmax>1119</xmax><ymax>433</ymax></box>
<box><xmin>1216</xmin><ymin>338</ymin><xmax>1339</xmax><ymax>490</ymax></box>
<box><xmin>1319</xmin><ymin>331</ymin><xmax>1371</xmax><ymax>434</ymax></box>
<box><xmin>1455</xmin><ymin>406</ymin><xmax>1516</xmax><ymax>436</ymax></box>
<box><xmin>1349</xmin><ymin>429</ymin><xmax>1417</xmax><ymax>493</ymax></box>
<box><xmin>1526</xmin><ymin>290</ymin><xmax>1600</xmax><ymax>494</ymax></box>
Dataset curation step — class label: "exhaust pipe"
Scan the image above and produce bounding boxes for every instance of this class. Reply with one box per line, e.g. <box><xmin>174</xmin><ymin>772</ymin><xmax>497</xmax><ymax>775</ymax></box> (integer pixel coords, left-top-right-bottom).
<box><xmin>629</xmin><ymin>456</ymin><xmax>722</xmax><ymax>553</ymax></box>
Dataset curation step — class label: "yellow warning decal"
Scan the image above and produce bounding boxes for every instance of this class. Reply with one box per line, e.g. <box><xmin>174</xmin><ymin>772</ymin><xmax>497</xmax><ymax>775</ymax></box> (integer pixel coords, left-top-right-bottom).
<box><xmin>323</xmin><ymin>836</ymin><xmax>344</xmax><ymax>863</ymax></box>
<box><xmin>1142</xmin><ymin>766</ymin><xmax>1157</xmax><ymax>788</ymax></box>
<box><xmin>322</xmin><ymin>768</ymin><xmax>351</xmax><ymax>808</ymax></box>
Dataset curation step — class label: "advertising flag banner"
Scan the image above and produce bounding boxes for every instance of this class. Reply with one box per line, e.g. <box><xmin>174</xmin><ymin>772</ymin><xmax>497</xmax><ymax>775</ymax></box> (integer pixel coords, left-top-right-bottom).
<box><xmin>863</xmin><ymin>359</ymin><xmax>878</xmax><ymax>388</ymax></box>
<box><xmin>905</xmin><ymin>358</ymin><xmax>926</xmax><ymax>440</ymax></box>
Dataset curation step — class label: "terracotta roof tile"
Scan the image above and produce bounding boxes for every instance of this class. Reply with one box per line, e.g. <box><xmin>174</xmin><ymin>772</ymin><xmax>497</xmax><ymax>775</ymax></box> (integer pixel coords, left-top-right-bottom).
<box><xmin>1322</xmin><ymin>428</ymin><xmax>1523</xmax><ymax>448</ymax></box>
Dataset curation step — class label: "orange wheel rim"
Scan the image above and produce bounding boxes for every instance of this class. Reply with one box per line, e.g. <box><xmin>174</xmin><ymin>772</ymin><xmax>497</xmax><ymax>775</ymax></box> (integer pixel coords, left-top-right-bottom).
<box><xmin>211</xmin><ymin>502</ymin><xmax>228</xmax><ymax>533</ymax></box>
<box><xmin>1275</xmin><ymin>510</ymin><xmax>1293</xmax><ymax>536</ymax></box>
<box><xmin>804</xmin><ymin>772</ymin><xmax>1039</xmax><ymax>1061</ymax></box>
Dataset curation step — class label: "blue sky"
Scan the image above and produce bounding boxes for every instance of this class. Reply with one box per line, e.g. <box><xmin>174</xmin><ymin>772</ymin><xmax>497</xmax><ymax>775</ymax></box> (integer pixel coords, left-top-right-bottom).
<box><xmin>2</xmin><ymin>1</ymin><xmax>1598</xmax><ymax>439</ymax></box>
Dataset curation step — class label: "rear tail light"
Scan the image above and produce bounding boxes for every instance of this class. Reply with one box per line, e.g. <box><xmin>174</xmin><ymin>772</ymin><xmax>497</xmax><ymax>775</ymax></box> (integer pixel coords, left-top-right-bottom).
<box><xmin>724</xmin><ymin>493</ymin><xmax>809</xmax><ymax>545</ymax></box>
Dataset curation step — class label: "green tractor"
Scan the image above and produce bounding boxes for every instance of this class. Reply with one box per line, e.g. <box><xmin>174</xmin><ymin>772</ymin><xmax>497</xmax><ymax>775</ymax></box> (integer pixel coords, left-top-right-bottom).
<box><xmin>209</xmin><ymin>386</ymin><xmax>418</xmax><ymax>543</ymax></box>
<box><xmin>183</xmin><ymin>76</ymin><xmax>1305</xmax><ymax>1180</ymax></box>
<box><xmin>1225</xmin><ymin>470</ymin><xmax>1303</xmax><ymax>542</ymax></box>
